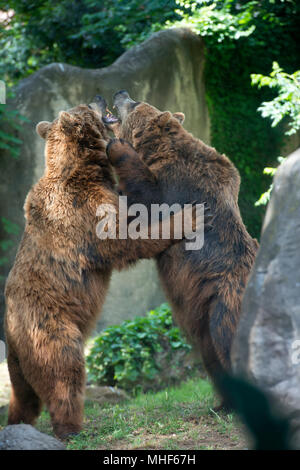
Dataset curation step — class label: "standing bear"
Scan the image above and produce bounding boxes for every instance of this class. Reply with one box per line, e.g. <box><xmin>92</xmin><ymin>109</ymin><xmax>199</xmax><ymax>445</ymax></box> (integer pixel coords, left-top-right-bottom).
<box><xmin>4</xmin><ymin>100</ymin><xmax>190</xmax><ymax>438</ymax></box>
<box><xmin>106</xmin><ymin>90</ymin><xmax>259</xmax><ymax>394</ymax></box>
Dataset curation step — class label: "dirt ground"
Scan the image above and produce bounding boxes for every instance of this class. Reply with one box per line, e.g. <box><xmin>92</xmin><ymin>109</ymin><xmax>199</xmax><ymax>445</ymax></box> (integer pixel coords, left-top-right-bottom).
<box><xmin>0</xmin><ymin>362</ymin><xmax>250</xmax><ymax>450</ymax></box>
<box><xmin>97</xmin><ymin>416</ymin><xmax>249</xmax><ymax>450</ymax></box>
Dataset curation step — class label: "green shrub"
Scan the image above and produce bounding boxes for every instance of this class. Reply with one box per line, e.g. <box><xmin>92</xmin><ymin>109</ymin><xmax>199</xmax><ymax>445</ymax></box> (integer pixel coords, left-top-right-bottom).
<box><xmin>251</xmin><ymin>63</ymin><xmax>300</xmax><ymax>138</ymax></box>
<box><xmin>86</xmin><ymin>303</ymin><xmax>200</xmax><ymax>393</ymax></box>
<box><xmin>252</xmin><ymin>63</ymin><xmax>300</xmax><ymax>206</ymax></box>
<box><xmin>0</xmin><ymin>0</ymin><xmax>185</xmax><ymax>84</ymax></box>
<box><xmin>0</xmin><ymin>97</ymin><xmax>26</xmax><ymax>159</ymax></box>
<box><xmin>0</xmin><ymin>96</ymin><xmax>25</xmax><ymax>276</ymax></box>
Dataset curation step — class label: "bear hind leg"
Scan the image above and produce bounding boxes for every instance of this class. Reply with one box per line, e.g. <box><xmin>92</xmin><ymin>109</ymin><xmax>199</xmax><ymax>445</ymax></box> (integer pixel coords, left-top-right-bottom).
<box><xmin>38</xmin><ymin>342</ymin><xmax>86</xmax><ymax>439</ymax></box>
<box><xmin>204</xmin><ymin>300</ymin><xmax>240</xmax><ymax>412</ymax></box>
<box><xmin>46</xmin><ymin>374</ymin><xmax>85</xmax><ymax>439</ymax></box>
<box><xmin>208</xmin><ymin>299</ymin><xmax>237</xmax><ymax>374</ymax></box>
<box><xmin>7</xmin><ymin>351</ymin><xmax>42</xmax><ymax>425</ymax></box>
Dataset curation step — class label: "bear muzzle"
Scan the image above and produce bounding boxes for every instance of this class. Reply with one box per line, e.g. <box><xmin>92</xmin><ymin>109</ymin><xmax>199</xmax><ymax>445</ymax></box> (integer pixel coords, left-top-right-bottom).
<box><xmin>89</xmin><ymin>95</ymin><xmax>119</xmax><ymax>125</ymax></box>
<box><xmin>113</xmin><ymin>90</ymin><xmax>140</xmax><ymax>122</ymax></box>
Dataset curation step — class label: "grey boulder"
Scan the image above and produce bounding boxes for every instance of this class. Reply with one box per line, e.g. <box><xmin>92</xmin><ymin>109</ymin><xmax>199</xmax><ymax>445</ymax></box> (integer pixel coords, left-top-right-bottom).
<box><xmin>232</xmin><ymin>148</ymin><xmax>300</xmax><ymax>449</ymax></box>
<box><xmin>0</xmin><ymin>424</ymin><xmax>65</xmax><ymax>450</ymax></box>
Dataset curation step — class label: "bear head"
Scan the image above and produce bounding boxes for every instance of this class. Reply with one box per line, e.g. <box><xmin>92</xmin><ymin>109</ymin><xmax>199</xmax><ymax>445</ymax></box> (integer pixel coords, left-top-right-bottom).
<box><xmin>105</xmin><ymin>90</ymin><xmax>185</xmax><ymax>146</ymax></box>
<box><xmin>36</xmin><ymin>98</ymin><xmax>115</xmax><ymax>178</ymax></box>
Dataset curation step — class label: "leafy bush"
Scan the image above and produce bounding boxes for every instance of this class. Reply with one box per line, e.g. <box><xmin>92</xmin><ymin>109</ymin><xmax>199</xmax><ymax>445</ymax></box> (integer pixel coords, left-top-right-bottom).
<box><xmin>0</xmin><ymin>217</ymin><xmax>20</xmax><ymax>279</ymax></box>
<box><xmin>86</xmin><ymin>303</ymin><xmax>200</xmax><ymax>393</ymax></box>
<box><xmin>75</xmin><ymin>0</ymin><xmax>185</xmax><ymax>65</ymax></box>
<box><xmin>252</xmin><ymin>63</ymin><xmax>300</xmax><ymax>206</ymax></box>
<box><xmin>0</xmin><ymin>98</ymin><xmax>27</xmax><ymax>158</ymax></box>
<box><xmin>0</xmin><ymin>1</ymin><xmax>93</xmax><ymax>85</ymax></box>
<box><xmin>0</xmin><ymin>93</ymin><xmax>26</xmax><ymax>275</ymax></box>
<box><xmin>0</xmin><ymin>0</ymin><xmax>184</xmax><ymax>85</ymax></box>
<box><xmin>252</xmin><ymin>63</ymin><xmax>300</xmax><ymax>137</ymax></box>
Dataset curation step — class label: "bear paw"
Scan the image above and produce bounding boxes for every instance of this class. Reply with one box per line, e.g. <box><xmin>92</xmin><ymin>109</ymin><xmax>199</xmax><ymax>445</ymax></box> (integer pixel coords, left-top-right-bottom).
<box><xmin>106</xmin><ymin>138</ymin><xmax>135</xmax><ymax>166</ymax></box>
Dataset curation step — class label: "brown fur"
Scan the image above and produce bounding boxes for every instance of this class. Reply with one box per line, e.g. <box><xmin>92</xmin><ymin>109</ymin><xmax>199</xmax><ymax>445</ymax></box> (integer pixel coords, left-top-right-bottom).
<box><xmin>107</xmin><ymin>100</ymin><xmax>259</xmax><ymax>394</ymax></box>
<box><xmin>4</xmin><ymin>105</ymin><xmax>187</xmax><ymax>438</ymax></box>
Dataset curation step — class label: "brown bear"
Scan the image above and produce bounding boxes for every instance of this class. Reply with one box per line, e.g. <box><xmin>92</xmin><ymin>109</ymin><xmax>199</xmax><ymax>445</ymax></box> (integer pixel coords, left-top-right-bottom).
<box><xmin>106</xmin><ymin>90</ymin><xmax>259</xmax><ymax>397</ymax></box>
<box><xmin>4</xmin><ymin>100</ymin><xmax>191</xmax><ymax>438</ymax></box>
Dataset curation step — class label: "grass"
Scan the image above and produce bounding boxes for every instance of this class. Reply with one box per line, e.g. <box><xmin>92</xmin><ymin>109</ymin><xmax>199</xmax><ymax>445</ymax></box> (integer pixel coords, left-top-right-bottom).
<box><xmin>34</xmin><ymin>377</ymin><xmax>248</xmax><ymax>450</ymax></box>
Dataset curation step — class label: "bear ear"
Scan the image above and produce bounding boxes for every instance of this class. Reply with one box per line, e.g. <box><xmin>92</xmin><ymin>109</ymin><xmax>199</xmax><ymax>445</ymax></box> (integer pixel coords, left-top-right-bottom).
<box><xmin>173</xmin><ymin>112</ymin><xmax>185</xmax><ymax>124</ymax></box>
<box><xmin>154</xmin><ymin>111</ymin><xmax>172</xmax><ymax>128</ymax></box>
<box><xmin>58</xmin><ymin>111</ymin><xmax>75</xmax><ymax>130</ymax></box>
<box><xmin>36</xmin><ymin>121</ymin><xmax>52</xmax><ymax>139</ymax></box>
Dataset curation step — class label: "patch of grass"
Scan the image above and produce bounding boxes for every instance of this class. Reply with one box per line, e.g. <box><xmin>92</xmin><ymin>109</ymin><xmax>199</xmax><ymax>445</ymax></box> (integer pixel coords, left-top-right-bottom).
<box><xmin>35</xmin><ymin>377</ymin><xmax>247</xmax><ymax>450</ymax></box>
<box><xmin>0</xmin><ymin>407</ymin><xmax>8</xmax><ymax>429</ymax></box>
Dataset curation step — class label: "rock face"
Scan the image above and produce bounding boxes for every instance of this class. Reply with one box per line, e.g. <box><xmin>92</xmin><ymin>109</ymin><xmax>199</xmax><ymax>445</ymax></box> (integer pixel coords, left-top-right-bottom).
<box><xmin>232</xmin><ymin>148</ymin><xmax>300</xmax><ymax>449</ymax></box>
<box><xmin>0</xmin><ymin>28</ymin><xmax>209</xmax><ymax>340</ymax></box>
<box><xmin>0</xmin><ymin>424</ymin><xmax>65</xmax><ymax>450</ymax></box>
<box><xmin>85</xmin><ymin>385</ymin><xmax>129</xmax><ymax>405</ymax></box>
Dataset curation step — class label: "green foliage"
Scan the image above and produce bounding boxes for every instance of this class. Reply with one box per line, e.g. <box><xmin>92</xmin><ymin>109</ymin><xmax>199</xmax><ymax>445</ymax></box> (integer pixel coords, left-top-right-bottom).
<box><xmin>252</xmin><ymin>63</ymin><xmax>300</xmax><ymax>205</ymax></box>
<box><xmin>252</xmin><ymin>62</ymin><xmax>300</xmax><ymax>136</ymax></box>
<box><xmin>0</xmin><ymin>97</ymin><xmax>29</xmax><ymax>260</ymax></box>
<box><xmin>86</xmin><ymin>303</ymin><xmax>194</xmax><ymax>393</ymax></box>
<box><xmin>255</xmin><ymin>156</ymin><xmax>285</xmax><ymax>206</ymax></box>
<box><xmin>75</xmin><ymin>0</ymin><xmax>184</xmax><ymax>64</ymax></box>
<box><xmin>0</xmin><ymin>1</ymin><xmax>92</xmax><ymax>85</ymax></box>
<box><xmin>0</xmin><ymin>98</ymin><xmax>26</xmax><ymax>159</ymax></box>
<box><xmin>0</xmin><ymin>0</ymin><xmax>184</xmax><ymax>85</ymax></box>
<box><xmin>169</xmin><ymin>0</ymin><xmax>256</xmax><ymax>42</ymax></box>
<box><xmin>0</xmin><ymin>217</ymin><xmax>20</xmax><ymax>275</ymax></box>
<box><xmin>174</xmin><ymin>0</ymin><xmax>299</xmax><ymax>44</ymax></box>
<box><xmin>0</xmin><ymin>97</ymin><xmax>27</xmax><ymax>276</ymax></box>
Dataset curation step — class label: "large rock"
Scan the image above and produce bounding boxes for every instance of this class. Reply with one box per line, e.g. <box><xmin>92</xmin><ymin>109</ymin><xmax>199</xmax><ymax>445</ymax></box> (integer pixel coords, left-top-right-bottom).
<box><xmin>0</xmin><ymin>28</ymin><xmax>209</xmax><ymax>340</ymax></box>
<box><xmin>0</xmin><ymin>424</ymin><xmax>65</xmax><ymax>450</ymax></box>
<box><xmin>85</xmin><ymin>385</ymin><xmax>129</xmax><ymax>405</ymax></box>
<box><xmin>232</xmin><ymin>148</ymin><xmax>300</xmax><ymax>449</ymax></box>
